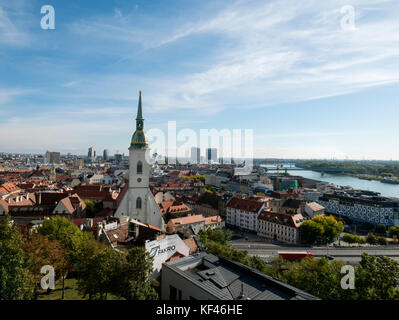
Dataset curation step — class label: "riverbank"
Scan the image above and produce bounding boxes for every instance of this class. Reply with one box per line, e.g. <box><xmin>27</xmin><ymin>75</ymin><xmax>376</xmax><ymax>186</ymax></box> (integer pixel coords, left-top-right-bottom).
<box><xmin>296</xmin><ymin>167</ymin><xmax>399</xmax><ymax>185</ymax></box>
<box><xmin>279</xmin><ymin>169</ymin><xmax>399</xmax><ymax>197</ymax></box>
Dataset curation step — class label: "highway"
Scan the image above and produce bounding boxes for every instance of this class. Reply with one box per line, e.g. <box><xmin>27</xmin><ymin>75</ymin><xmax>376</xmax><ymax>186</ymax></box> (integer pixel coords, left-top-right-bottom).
<box><xmin>231</xmin><ymin>241</ymin><xmax>399</xmax><ymax>263</ymax></box>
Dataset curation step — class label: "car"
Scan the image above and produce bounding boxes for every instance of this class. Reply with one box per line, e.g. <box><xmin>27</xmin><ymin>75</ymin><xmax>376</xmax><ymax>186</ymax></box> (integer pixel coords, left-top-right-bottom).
<box><xmin>325</xmin><ymin>255</ymin><xmax>334</xmax><ymax>260</ymax></box>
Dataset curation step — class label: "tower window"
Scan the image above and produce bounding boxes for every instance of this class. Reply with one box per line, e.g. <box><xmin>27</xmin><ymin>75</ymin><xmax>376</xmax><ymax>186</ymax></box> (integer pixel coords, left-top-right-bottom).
<box><xmin>137</xmin><ymin>161</ymin><xmax>143</xmax><ymax>174</ymax></box>
<box><xmin>136</xmin><ymin>197</ymin><xmax>142</xmax><ymax>209</ymax></box>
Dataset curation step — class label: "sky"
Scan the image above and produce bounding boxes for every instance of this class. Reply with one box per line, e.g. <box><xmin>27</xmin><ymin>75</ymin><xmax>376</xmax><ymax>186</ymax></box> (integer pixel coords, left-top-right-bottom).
<box><xmin>0</xmin><ymin>0</ymin><xmax>399</xmax><ymax>159</ymax></box>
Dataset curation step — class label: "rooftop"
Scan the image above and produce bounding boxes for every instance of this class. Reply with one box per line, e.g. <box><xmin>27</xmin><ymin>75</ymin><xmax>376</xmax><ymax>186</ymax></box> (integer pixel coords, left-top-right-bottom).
<box><xmin>226</xmin><ymin>197</ymin><xmax>264</xmax><ymax>213</ymax></box>
<box><xmin>163</xmin><ymin>252</ymin><xmax>318</xmax><ymax>300</ymax></box>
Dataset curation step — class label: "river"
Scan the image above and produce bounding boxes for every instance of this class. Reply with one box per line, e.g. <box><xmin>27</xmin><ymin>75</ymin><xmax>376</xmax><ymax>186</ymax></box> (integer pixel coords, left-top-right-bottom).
<box><xmin>261</xmin><ymin>165</ymin><xmax>399</xmax><ymax>198</ymax></box>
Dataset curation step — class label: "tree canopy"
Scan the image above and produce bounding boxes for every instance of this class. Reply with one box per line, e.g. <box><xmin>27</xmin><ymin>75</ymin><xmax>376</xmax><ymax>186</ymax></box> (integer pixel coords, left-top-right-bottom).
<box><xmin>300</xmin><ymin>215</ymin><xmax>343</xmax><ymax>245</ymax></box>
<box><xmin>0</xmin><ymin>216</ymin><xmax>35</xmax><ymax>299</ymax></box>
<box><xmin>37</xmin><ymin>216</ymin><xmax>94</xmax><ymax>264</ymax></box>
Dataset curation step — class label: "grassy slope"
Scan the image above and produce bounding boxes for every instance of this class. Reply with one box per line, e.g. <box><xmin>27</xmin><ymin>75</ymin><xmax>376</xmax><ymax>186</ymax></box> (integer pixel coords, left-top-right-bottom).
<box><xmin>37</xmin><ymin>278</ymin><xmax>123</xmax><ymax>300</ymax></box>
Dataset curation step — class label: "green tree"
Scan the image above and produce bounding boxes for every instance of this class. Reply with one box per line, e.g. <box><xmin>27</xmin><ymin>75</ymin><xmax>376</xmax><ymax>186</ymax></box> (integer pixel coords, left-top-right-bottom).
<box><xmin>355</xmin><ymin>253</ymin><xmax>399</xmax><ymax>299</ymax></box>
<box><xmin>22</xmin><ymin>233</ymin><xmax>70</xmax><ymax>299</ymax></box>
<box><xmin>299</xmin><ymin>220</ymin><xmax>324</xmax><ymax>244</ymax></box>
<box><xmin>248</xmin><ymin>255</ymin><xmax>269</xmax><ymax>274</ymax></box>
<box><xmin>84</xmin><ymin>200</ymin><xmax>96</xmax><ymax>217</ymax></box>
<box><xmin>0</xmin><ymin>216</ymin><xmax>35</xmax><ymax>300</ymax></box>
<box><xmin>275</xmin><ymin>257</ymin><xmax>348</xmax><ymax>300</ymax></box>
<box><xmin>388</xmin><ymin>225</ymin><xmax>399</xmax><ymax>238</ymax></box>
<box><xmin>116</xmin><ymin>247</ymin><xmax>158</xmax><ymax>300</ymax></box>
<box><xmin>199</xmin><ymin>228</ymin><xmax>232</xmax><ymax>245</ymax></box>
<box><xmin>37</xmin><ymin>216</ymin><xmax>93</xmax><ymax>264</ymax></box>
<box><xmin>77</xmin><ymin>246</ymin><xmax>123</xmax><ymax>300</ymax></box>
<box><xmin>300</xmin><ymin>215</ymin><xmax>343</xmax><ymax>245</ymax></box>
<box><xmin>312</xmin><ymin>215</ymin><xmax>343</xmax><ymax>243</ymax></box>
<box><xmin>199</xmin><ymin>230</ymin><xmax>249</xmax><ymax>265</ymax></box>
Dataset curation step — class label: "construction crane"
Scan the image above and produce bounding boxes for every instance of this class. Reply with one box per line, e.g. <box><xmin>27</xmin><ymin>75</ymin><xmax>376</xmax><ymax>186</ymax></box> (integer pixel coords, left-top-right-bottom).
<box><xmin>276</xmin><ymin>160</ymin><xmax>280</xmax><ymax>191</ymax></box>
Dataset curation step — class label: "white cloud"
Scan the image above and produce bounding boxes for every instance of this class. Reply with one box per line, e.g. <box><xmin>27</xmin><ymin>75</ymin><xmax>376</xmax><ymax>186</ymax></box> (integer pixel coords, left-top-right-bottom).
<box><xmin>0</xmin><ymin>89</ymin><xmax>33</xmax><ymax>105</ymax></box>
<box><xmin>0</xmin><ymin>3</ymin><xmax>31</xmax><ymax>46</ymax></box>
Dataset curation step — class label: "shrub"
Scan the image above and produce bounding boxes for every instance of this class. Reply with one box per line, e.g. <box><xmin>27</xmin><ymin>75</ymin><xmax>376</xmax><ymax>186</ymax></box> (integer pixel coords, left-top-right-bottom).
<box><xmin>366</xmin><ymin>233</ymin><xmax>387</xmax><ymax>245</ymax></box>
<box><xmin>342</xmin><ymin>234</ymin><xmax>365</xmax><ymax>244</ymax></box>
<box><xmin>366</xmin><ymin>233</ymin><xmax>378</xmax><ymax>245</ymax></box>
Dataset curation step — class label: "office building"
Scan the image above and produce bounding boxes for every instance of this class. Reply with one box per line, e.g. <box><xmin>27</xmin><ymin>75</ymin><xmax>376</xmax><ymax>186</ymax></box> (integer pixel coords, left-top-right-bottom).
<box><xmin>88</xmin><ymin>147</ymin><xmax>96</xmax><ymax>161</ymax></box>
<box><xmin>161</xmin><ymin>252</ymin><xmax>318</xmax><ymax>300</ymax></box>
<box><xmin>206</xmin><ymin>148</ymin><xmax>217</xmax><ymax>164</ymax></box>
<box><xmin>103</xmin><ymin>149</ymin><xmax>109</xmax><ymax>161</ymax></box>
<box><xmin>317</xmin><ymin>190</ymin><xmax>399</xmax><ymax>226</ymax></box>
<box><xmin>190</xmin><ymin>147</ymin><xmax>200</xmax><ymax>164</ymax></box>
<box><xmin>45</xmin><ymin>151</ymin><xmax>60</xmax><ymax>164</ymax></box>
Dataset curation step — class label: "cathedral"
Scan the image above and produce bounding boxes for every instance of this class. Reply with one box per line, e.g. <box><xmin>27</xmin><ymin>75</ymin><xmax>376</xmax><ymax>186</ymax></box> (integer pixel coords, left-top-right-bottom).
<box><xmin>114</xmin><ymin>91</ymin><xmax>165</xmax><ymax>230</ymax></box>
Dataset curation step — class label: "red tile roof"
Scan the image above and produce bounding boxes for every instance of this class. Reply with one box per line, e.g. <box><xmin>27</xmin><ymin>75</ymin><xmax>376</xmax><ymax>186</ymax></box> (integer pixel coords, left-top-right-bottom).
<box><xmin>170</xmin><ymin>214</ymin><xmax>205</xmax><ymax>226</ymax></box>
<box><xmin>159</xmin><ymin>200</ymin><xmax>191</xmax><ymax>215</ymax></box>
<box><xmin>227</xmin><ymin>197</ymin><xmax>264</xmax><ymax>213</ymax></box>
<box><xmin>258</xmin><ymin>211</ymin><xmax>304</xmax><ymax>228</ymax></box>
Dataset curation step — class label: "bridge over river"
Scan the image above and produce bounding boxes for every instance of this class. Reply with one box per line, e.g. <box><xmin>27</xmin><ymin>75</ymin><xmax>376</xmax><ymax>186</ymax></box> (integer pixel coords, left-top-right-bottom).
<box><xmin>260</xmin><ymin>164</ymin><xmax>350</xmax><ymax>174</ymax></box>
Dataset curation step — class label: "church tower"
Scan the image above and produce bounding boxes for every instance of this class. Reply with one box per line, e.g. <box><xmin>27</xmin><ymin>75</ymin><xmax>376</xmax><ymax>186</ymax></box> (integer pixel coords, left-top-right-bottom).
<box><xmin>115</xmin><ymin>91</ymin><xmax>165</xmax><ymax>230</ymax></box>
<box><xmin>129</xmin><ymin>90</ymin><xmax>149</xmax><ymax>191</ymax></box>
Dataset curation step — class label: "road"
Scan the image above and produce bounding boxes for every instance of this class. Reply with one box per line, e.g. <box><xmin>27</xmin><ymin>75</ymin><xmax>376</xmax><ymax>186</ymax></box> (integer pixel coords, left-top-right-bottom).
<box><xmin>231</xmin><ymin>241</ymin><xmax>399</xmax><ymax>263</ymax></box>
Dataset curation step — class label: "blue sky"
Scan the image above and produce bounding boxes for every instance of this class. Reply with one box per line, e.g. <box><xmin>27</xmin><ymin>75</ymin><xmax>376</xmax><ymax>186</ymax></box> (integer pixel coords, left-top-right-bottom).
<box><xmin>0</xmin><ymin>0</ymin><xmax>399</xmax><ymax>159</ymax></box>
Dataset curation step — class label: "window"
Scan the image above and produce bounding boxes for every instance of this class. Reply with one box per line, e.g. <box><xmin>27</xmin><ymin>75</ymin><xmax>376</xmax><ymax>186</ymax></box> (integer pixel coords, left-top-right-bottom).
<box><xmin>136</xmin><ymin>197</ymin><xmax>142</xmax><ymax>209</ymax></box>
<box><xmin>137</xmin><ymin>161</ymin><xmax>143</xmax><ymax>174</ymax></box>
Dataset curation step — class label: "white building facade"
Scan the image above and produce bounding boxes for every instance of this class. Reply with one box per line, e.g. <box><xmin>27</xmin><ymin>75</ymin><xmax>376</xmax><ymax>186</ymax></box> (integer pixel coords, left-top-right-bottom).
<box><xmin>226</xmin><ymin>197</ymin><xmax>265</xmax><ymax>232</ymax></box>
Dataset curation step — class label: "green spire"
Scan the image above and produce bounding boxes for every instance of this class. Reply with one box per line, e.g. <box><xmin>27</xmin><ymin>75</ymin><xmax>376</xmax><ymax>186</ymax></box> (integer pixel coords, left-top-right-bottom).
<box><xmin>130</xmin><ymin>90</ymin><xmax>148</xmax><ymax>150</ymax></box>
<box><xmin>136</xmin><ymin>90</ymin><xmax>143</xmax><ymax>120</ymax></box>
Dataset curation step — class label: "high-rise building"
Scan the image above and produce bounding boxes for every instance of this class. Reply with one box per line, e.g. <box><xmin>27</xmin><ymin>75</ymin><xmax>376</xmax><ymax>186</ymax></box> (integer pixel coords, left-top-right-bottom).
<box><xmin>88</xmin><ymin>147</ymin><xmax>96</xmax><ymax>161</ymax></box>
<box><xmin>114</xmin><ymin>91</ymin><xmax>164</xmax><ymax>230</ymax></box>
<box><xmin>45</xmin><ymin>151</ymin><xmax>60</xmax><ymax>164</ymax></box>
<box><xmin>190</xmin><ymin>147</ymin><xmax>200</xmax><ymax>164</ymax></box>
<box><xmin>103</xmin><ymin>149</ymin><xmax>109</xmax><ymax>161</ymax></box>
<box><xmin>73</xmin><ymin>158</ymin><xmax>84</xmax><ymax>169</ymax></box>
<box><xmin>88</xmin><ymin>147</ymin><xmax>93</xmax><ymax>160</ymax></box>
<box><xmin>206</xmin><ymin>148</ymin><xmax>218</xmax><ymax>164</ymax></box>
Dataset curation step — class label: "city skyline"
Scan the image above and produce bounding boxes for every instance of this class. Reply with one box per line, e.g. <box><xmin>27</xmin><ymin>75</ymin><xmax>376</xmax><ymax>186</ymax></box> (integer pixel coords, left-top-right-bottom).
<box><xmin>1</xmin><ymin>0</ymin><xmax>399</xmax><ymax>159</ymax></box>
